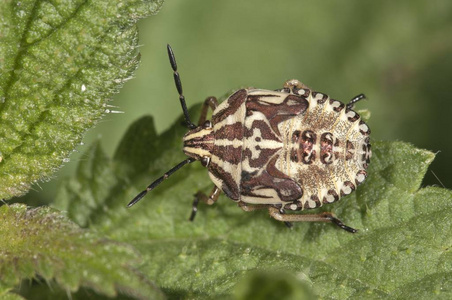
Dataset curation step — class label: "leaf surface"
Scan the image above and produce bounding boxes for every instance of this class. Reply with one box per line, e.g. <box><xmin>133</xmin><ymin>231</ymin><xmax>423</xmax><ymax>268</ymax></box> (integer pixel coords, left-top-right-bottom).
<box><xmin>0</xmin><ymin>0</ymin><xmax>163</xmax><ymax>199</ymax></box>
<box><xmin>0</xmin><ymin>203</ymin><xmax>164</xmax><ymax>299</ymax></box>
<box><xmin>55</xmin><ymin>114</ymin><xmax>452</xmax><ymax>298</ymax></box>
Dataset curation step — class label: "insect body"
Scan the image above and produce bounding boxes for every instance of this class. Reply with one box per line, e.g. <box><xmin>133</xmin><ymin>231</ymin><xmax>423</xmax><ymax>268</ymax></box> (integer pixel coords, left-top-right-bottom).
<box><xmin>128</xmin><ymin>45</ymin><xmax>371</xmax><ymax>233</ymax></box>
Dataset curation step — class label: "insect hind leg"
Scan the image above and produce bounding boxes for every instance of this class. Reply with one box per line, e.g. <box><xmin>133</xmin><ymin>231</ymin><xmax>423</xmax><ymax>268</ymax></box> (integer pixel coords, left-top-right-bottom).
<box><xmin>189</xmin><ymin>186</ymin><xmax>221</xmax><ymax>221</ymax></box>
<box><xmin>268</xmin><ymin>207</ymin><xmax>357</xmax><ymax>233</ymax></box>
<box><xmin>238</xmin><ymin>202</ymin><xmax>293</xmax><ymax>229</ymax></box>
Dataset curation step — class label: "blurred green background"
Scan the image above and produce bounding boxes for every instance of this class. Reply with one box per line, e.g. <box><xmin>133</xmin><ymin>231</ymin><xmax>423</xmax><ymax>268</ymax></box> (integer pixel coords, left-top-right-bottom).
<box><xmin>22</xmin><ymin>0</ymin><xmax>452</xmax><ymax>204</ymax></box>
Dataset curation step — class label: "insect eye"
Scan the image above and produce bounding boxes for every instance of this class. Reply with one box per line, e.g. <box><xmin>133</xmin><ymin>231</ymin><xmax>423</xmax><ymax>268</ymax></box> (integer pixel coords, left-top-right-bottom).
<box><xmin>203</xmin><ymin>120</ymin><xmax>212</xmax><ymax>128</ymax></box>
<box><xmin>201</xmin><ymin>156</ymin><xmax>210</xmax><ymax>167</ymax></box>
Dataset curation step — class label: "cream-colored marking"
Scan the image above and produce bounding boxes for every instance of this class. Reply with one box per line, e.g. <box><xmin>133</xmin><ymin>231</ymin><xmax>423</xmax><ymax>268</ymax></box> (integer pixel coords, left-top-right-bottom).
<box><xmin>184</xmin><ymin>147</ymin><xmax>211</xmax><ymax>158</ymax></box>
<box><xmin>211</xmin><ymin>154</ymin><xmax>239</xmax><ymax>169</ymax></box>
<box><xmin>356</xmin><ymin>172</ymin><xmax>365</xmax><ymax>183</ymax></box>
<box><xmin>331</xmin><ymin>101</ymin><xmax>341</xmax><ymax>109</ymax></box>
<box><xmin>208</xmin><ymin>171</ymin><xmax>224</xmax><ymax>191</ymax></box>
<box><xmin>325</xmin><ymin>193</ymin><xmax>335</xmax><ymax>203</ymax></box>
<box><xmin>328</xmin><ymin>102</ymin><xmax>343</xmax><ymax>132</ymax></box>
<box><xmin>242</xmin><ymin>189</ymin><xmax>285</xmax><ymax>205</ymax></box>
<box><xmin>307</xmin><ymin>199</ymin><xmax>316</xmax><ymax>208</ymax></box>
<box><xmin>183</xmin><ymin>128</ymin><xmax>213</xmax><ymax>141</ymax></box>
<box><xmin>312</xmin><ymin>93</ymin><xmax>324</xmax><ymax>102</ymax></box>
<box><xmin>341</xmin><ymin>184</ymin><xmax>352</xmax><ymax>195</ymax></box>
<box><xmin>248</xmin><ymin>90</ymin><xmax>289</xmax><ymax>105</ymax></box>
<box><xmin>215</xmin><ymin>138</ymin><xmax>243</xmax><ymax>148</ymax></box>
<box><xmin>297</xmin><ymin>89</ymin><xmax>306</xmax><ymax>95</ymax></box>
<box><xmin>359</xmin><ymin>123</ymin><xmax>369</xmax><ymax>132</ymax></box>
<box><xmin>346</xmin><ymin>111</ymin><xmax>356</xmax><ymax>119</ymax></box>
<box><xmin>346</xmin><ymin>119</ymin><xmax>362</xmax><ymax>137</ymax></box>
<box><xmin>340</xmin><ymin>108</ymin><xmax>352</xmax><ymax>123</ymax></box>
<box><xmin>247</xmin><ymin>127</ymin><xmax>282</xmax><ymax>160</ymax></box>
<box><xmin>213</xmin><ymin>104</ymin><xmax>245</xmax><ymax>132</ymax></box>
<box><xmin>241</xmin><ymin>157</ymin><xmax>260</xmax><ymax>173</ymax></box>
<box><xmin>316</xmin><ymin>96</ymin><xmax>330</xmax><ymax>125</ymax></box>
<box><xmin>211</xmin><ymin>154</ymin><xmax>241</xmax><ymax>191</ymax></box>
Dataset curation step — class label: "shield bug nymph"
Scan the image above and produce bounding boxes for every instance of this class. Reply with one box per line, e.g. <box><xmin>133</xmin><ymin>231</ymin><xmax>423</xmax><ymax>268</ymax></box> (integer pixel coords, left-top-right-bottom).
<box><xmin>127</xmin><ymin>45</ymin><xmax>371</xmax><ymax>233</ymax></box>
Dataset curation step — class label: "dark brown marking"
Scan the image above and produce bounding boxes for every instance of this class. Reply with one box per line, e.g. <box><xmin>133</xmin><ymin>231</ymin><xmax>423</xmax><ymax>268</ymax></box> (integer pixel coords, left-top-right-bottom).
<box><xmin>212</xmin><ymin>89</ymin><xmax>247</xmax><ymax>125</ymax></box>
<box><xmin>215</xmin><ymin>122</ymin><xmax>243</xmax><ymax>141</ymax></box>
<box><xmin>292</xmin><ymin>130</ymin><xmax>301</xmax><ymax>143</ymax></box>
<box><xmin>290</xmin><ymin>148</ymin><xmax>298</xmax><ymax>163</ymax></box>
<box><xmin>208</xmin><ymin>161</ymin><xmax>240</xmax><ymax>200</ymax></box>
<box><xmin>334</xmin><ymin>138</ymin><xmax>341</xmax><ymax>160</ymax></box>
<box><xmin>294</xmin><ymin>88</ymin><xmax>310</xmax><ymax>98</ymax></box>
<box><xmin>323</xmin><ymin>189</ymin><xmax>339</xmax><ymax>204</ymax></box>
<box><xmin>244</xmin><ymin>119</ymin><xmax>280</xmax><ymax>141</ymax></box>
<box><xmin>284</xmin><ymin>200</ymin><xmax>303</xmax><ymax>211</ymax></box>
<box><xmin>183</xmin><ymin>127</ymin><xmax>214</xmax><ymax>160</ymax></box>
<box><xmin>340</xmin><ymin>181</ymin><xmax>356</xmax><ymax>197</ymax></box>
<box><xmin>355</xmin><ymin>170</ymin><xmax>368</xmax><ymax>186</ymax></box>
<box><xmin>305</xmin><ymin>195</ymin><xmax>321</xmax><ymax>209</ymax></box>
<box><xmin>299</xmin><ymin>130</ymin><xmax>316</xmax><ymax>164</ymax></box>
<box><xmin>359</xmin><ymin>120</ymin><xmax>371</xmax><ymax>136</ymax></box>
<box><xmin>246</xmin><ymin>94</ymin><xmax>309</xmax><ymax>136</ymax></box>
<box><xmin>320</xmin><ymin>132</ymin><xmax>334</xmax><ymax>165</ymax></box>
<box><xmin>243</xmin><ymin>147</ymin><xmax>281</xmax><ymax>169</ymax></box>
<box><xmin>243</xmin><ymin>119</ymin><xmax>282</xmax><ymax>168</ymax></box>
<box><xmin>240</xmin><ymin>155</ymin><xmax>303</xmax><ymax>202</ymax></box>
<box><xmin>312</xmin><ymin>91</ymin><xmax>328</xmax><ymax>104</ymax></box>
<box><xmin>346</xmin><ymin>109</ymin><xmax>360</xmax><ymax>122</ymax></box>
<box><xmin>213</xmin><ymin>145</ymin><xmax>242</xmax><ymax>165</ymax></box>
<box><xmin>329</xmin><ymin>99</ymin><xmax>345</xmax><ymax>112</ymax></box>
<box><xmin>346</xmin><ymin>140</ymin><xmax>355</xmax><ymax>161</ymax></box>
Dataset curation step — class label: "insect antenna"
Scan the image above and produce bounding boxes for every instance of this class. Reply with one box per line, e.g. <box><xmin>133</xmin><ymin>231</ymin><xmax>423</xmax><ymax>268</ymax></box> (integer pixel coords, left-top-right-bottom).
<box><xmin>167</xmin><ymin>44</ymin><xmax>197</xmax><ymax>129</ymax></box>
<box><xmin>127</xmin><ymin>157</ymin><xmax>196</xmax><ymax>207</ymax></box>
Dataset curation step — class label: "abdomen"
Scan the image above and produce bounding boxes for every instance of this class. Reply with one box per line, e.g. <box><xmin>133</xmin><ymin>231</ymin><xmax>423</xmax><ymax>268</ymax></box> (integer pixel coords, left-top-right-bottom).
<box><xmin>277</xmin><ymin>92</ymin><xmax>371</xmax><ymax>210</ymax></box>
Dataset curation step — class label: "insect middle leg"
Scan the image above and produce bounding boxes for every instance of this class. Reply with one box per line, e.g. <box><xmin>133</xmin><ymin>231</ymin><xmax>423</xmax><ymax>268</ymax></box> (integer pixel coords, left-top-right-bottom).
<box><xmin>198</xmin><ymin>96</ymin><xmax>219</xmax><ymax>125</ymax></box>
<box><xmin>268</xmin><ymin>206</ymin><xmax>357</xmax><ymax>233</ymax></box>
<box><xmin>189</xmin><ymin>186</ymin><xmax>221</xmax><ymax>221</ymax></box>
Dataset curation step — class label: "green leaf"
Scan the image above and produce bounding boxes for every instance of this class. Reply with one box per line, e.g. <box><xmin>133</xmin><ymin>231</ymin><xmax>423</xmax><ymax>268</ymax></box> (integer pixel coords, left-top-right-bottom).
<box><xmin>55</xmin><ymin>113</ymin><xmax>452</xmax><ymax>299</ymax></box>
<box><xmin>0</xmin><ymin>0</ymin><xmax>163</xmax><ymax>199</ymax></box>
<box><xmin>0</xmin><ymin>203</ymin><xmax>164</xmax><ymax>299</ymax></box>
<box><xmin>0</xmin><ymin>292</ymin><xmax>25</xmax><ymax>300</ymax></box>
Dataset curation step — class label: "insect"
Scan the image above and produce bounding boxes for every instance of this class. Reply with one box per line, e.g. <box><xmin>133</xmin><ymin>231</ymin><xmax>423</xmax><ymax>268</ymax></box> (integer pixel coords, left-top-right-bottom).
<box><xmin>127</xmin><ymin>45</ymin><xmax>371</xmax><ymax>233</ymax></box>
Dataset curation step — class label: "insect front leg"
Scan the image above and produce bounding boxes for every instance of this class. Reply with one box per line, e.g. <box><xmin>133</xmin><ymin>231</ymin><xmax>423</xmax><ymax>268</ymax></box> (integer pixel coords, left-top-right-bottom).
<box><xmin>189</xmin><ymin>186</ymin><xmax>221</xmax><ymax>221</ymax></box>
<box><xmin>268</xmin><ymin>206</ymin><xmax>357</xmax><ymax>233</ymax></box>
<box><xmin>198</xmin><ymin>96</ymin><xmax>219</xmax><ymax>125</ymax></box>
<box><xmin>283</xmin><ymin>79</ymin><xmax>311</xmax><ymax>94</ymax></box>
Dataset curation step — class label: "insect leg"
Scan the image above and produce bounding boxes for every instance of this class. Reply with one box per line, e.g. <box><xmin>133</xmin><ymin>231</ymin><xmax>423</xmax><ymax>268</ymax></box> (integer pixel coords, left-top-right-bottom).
<box><xmin>268</xmin><ymin>207</ymin><xmax>357</xmax><ymax>233</ymax></box>
<box><xmin>198</xmin><ymin>97</ymin><xmax>219</xmax><ymax>125</ymax></box>
<box><xmin>237</xmin><ymin>202</ymin><xmax>269</xmax><ymax>211</ymax></box>
<box><xmin>346</xmin><ymin>94</ymin><xmax>366</xmax><ymax>110</ymax></box>
<box><xmin>189</xmin><ymin>186</ymin><xmax>221</xmax><ymax>221</ymax></box>
<box><xmin>238</xmin><ymin>203</ymin><xmax>293</xmax><ymax>228</ymax></box>
<box><xmin>282</xmin><ymin>79</ymin><xmax>311</xmax><ymax>94</ymax></box>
